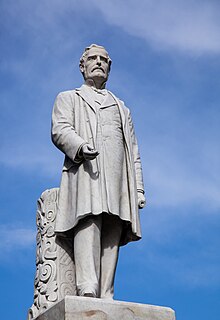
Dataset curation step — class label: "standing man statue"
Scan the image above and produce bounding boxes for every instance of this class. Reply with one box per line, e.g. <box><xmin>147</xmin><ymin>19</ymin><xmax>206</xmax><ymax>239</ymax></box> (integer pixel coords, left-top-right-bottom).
<box><xmin>51</xmin><ymin>44</ymin><xmax>146</xmax><ymax>300</ymax></box>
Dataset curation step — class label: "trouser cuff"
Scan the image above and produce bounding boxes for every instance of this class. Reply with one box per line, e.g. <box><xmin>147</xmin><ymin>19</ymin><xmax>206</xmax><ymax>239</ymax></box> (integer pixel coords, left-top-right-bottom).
<box><xmin>77</xmin><ymin>283</ymin><xmax>98</xmax><ymax>297</ymax></box>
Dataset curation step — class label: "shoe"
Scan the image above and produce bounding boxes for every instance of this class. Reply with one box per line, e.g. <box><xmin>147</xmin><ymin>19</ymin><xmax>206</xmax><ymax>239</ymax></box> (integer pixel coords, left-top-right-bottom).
<box><xmin>83</xmin><ymin>292</ymin><xmax>96</xmax><ymax>298</ymax></box>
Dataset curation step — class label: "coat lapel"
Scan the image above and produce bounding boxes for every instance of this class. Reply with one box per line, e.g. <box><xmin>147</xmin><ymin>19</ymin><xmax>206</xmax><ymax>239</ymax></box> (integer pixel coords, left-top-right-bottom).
<box><xmin>108</xmin><ymin>91</ymin><xmax>126</xmax><ymax>129</ymax></box>
<box><xmin>76</xmin><ymin>85</ymin><xmax>117</xmax><ymax>111</ymax></box>
<box><xmin>75</xmin><ymin>85</ymin><xmax>97</xmax><ymax>113</ymax></box>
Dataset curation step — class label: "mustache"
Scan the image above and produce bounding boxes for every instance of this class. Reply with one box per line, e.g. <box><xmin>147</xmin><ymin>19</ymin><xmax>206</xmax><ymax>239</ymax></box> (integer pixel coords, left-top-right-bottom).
<box><xmin>92</xmin><ymin>67</ymin><xmax>105</xmax><ymax>72</ymax></box>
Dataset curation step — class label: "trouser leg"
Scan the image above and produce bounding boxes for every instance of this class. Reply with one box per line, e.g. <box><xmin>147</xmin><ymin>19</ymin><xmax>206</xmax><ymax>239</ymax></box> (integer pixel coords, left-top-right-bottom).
<box><xmin>73</xmin><ymin>215</ymin><xmax>102</xmax><ymax>297</ymax></box>
<box><xmin>100</xmin><ymin>214</ymin><xmax>123</xmax><ymax>299</ymax></box>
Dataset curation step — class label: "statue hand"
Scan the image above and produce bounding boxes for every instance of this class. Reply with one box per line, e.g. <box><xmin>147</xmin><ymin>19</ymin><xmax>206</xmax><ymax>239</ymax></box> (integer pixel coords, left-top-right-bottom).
<box><xmin>82</xmin><ymin>144</ymin><xmax>99</xmax><ymax>160</ymax></box>
<box><xmin>138</xmin><ymin>192</ymin><xmax>146</xmax><ymax>209</ymax></box>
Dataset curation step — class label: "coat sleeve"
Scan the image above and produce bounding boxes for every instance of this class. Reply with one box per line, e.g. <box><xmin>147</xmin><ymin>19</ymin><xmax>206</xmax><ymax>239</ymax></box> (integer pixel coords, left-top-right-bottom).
<box><xmin>128</xmin><ymin>111</ymin><xmax>145</xmax><ymax>193</ymax></box>
<box><xmin>51</xmin><ymin>91</ymin><xmax>87</xmax><ymax>163</ymax></box>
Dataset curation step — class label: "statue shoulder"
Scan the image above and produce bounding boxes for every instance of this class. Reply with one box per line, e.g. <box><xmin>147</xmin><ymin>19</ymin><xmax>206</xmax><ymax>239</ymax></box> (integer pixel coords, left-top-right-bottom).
<box><xmin>54</xmin><ymin>89</ymin><xmax>77</xmax><ymax>107</ymax></box>
<box><xmin>56</xmin><ymin>89</ymin><xmax>76</xmax><ymax>99</ymax></box>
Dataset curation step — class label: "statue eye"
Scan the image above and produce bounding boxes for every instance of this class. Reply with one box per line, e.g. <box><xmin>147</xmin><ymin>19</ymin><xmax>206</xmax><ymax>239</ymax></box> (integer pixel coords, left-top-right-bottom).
<box><xmin>100</xmin><ymin>57</ymin><xmax>108</xmax><ymax>63</ymax></box>
<box><xmin>88</xmin><ymin>55</ymin><xmax>97</xmax><ymax>61</ymax></box>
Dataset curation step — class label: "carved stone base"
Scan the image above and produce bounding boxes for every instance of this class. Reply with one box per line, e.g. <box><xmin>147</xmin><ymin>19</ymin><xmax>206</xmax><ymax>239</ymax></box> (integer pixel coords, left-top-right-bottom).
<box><xmin>32</xmin><ymin>295</ymin><xmax>175</xmax><ymax>320</ymax></box>
<box><xmin>28</xmin><ymin>189</ymin><xmax>76</xmax><ymax>319</ymax></box>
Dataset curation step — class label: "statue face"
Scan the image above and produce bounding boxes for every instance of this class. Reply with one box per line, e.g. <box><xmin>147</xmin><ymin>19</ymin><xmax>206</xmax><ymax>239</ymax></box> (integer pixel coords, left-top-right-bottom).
<box><xmin>82</xmin><ymin>47</ymin><xmax>110</xmax><ymax>83</ymax></box>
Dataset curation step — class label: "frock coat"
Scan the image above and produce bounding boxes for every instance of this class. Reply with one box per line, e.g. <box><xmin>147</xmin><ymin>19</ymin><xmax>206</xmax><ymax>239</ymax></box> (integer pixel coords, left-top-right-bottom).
<box><xmin>51</xmin><ymin>85</ymin><xmax>144</xmax><ymax>245</ymax></box>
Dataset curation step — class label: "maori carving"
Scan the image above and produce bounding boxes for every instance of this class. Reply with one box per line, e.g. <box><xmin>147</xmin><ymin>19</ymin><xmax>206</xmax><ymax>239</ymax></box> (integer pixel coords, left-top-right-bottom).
<box><xmin>28</xmin><ymin>188</ymin><xmax>75</xmax><ymax>319</ymax></box>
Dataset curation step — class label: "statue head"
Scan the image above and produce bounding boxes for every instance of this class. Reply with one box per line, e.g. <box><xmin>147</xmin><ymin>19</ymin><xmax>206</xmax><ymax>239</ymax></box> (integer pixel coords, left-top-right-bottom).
<box><xmin>79</xmin><ymin>44</ymin><xmax>112</xmax><ymax>89</ymax></box>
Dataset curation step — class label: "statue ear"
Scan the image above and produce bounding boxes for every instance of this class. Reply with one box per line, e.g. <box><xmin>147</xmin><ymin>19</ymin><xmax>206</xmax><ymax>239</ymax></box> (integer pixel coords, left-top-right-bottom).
<box><xmin>79</xmin><ymin>64</ymin><xmax>84</xmax><ymax>74</ymax></box>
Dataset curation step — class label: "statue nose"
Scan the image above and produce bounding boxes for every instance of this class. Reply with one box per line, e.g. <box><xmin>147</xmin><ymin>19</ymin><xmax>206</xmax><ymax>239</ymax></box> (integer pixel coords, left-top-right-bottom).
<box><xmin>96</xmin><ymin>57</ymin><xmax>101</xmax><ymax>65</ymax></box>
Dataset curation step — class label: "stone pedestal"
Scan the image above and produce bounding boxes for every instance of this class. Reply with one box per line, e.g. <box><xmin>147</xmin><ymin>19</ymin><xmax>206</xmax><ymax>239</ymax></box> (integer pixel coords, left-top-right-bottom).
<box><xmin>33</xmin><ymin>295</ymin><xmax>175</xmax><ymax>320</ymax></box>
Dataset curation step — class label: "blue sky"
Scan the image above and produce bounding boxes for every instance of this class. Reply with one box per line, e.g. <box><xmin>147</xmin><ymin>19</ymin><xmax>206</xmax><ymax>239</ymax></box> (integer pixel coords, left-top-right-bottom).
<box><xmin>0</xmin><ymin>1</ymin><xmax>220</xmax><ymax>319</ymax></box>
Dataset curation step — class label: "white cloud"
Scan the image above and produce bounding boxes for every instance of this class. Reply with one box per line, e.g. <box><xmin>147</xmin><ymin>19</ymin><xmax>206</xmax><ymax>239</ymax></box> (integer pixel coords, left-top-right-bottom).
<box><xmin>0</xmin><ymin>143</ymin><xmax>63</xmax><ymax>176</ymax></box>
<box><xmin>0</xmin><ymin>225</ymin><xmax>36</xmax><ymax>264</ymax></box>
<box><xmin>141</xmin><ymin>131</ymin><xmax>220</xmax><ymax>210</ymax></box>
<box><xmin>0</xmin><ymin>225</ymin><xmax>36</xmax><ymax>250</ymax></box>
<box><xmin>131</xmin><ymin>209</ymin><xmax>220</xmax><ymax>289</ymax></box>
<box><xmin>120</xmin><ymin>215</ymin><xmax>220</xmax><ymax>290</ymax></box>
<box><xmin>143</xmin><ymin>149</ymin><xmax>220</xmax><ymax>210</ymax></box>
<box><xmin>145</xmin><ymin>246</ymin><xmax>220</xmax><ymax>288</ymax></box>
<box><xmin>90</xmin><ymin>0</ymin><xmax>220</xmax><ymax>54</ymax></box>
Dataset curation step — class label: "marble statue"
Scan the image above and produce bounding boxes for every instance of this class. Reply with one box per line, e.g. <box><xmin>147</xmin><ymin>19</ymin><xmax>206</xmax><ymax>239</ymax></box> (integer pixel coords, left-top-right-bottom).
<box><xmin>51</xmin><ymin>44</ymin><xmax>146</xmax><ymax>300</ymax></box>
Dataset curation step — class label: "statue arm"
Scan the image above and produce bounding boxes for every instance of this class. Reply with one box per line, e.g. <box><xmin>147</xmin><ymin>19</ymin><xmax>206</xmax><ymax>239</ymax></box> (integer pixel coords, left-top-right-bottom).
<box><xmin>51</xmin><ymin>92</ymin><xmax>87</xmax><ymax>163</ymax></box>
<box><xmin>128</xmin><ymin>111</ymin><xmax>146</xmax><ymax>208</ymax></box>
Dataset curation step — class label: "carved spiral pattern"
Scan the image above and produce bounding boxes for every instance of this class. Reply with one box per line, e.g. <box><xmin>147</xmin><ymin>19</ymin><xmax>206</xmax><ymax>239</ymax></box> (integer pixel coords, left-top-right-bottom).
<box><xmin>46</xmin><ymin>225</ymin><xmax>55</xmax><ymax>238</ymax></box>
<box><xmin>46</xmin><ymin>209</ymin><xmax>56</xmax><ymax>222</ymax></box>
<box><xmin>28</xmin><ymin>188</ymin><xmax>75</xmax><ymax>319</ymax></box>
<box><xmin>60</xmin><ymin>282</ymin><xmax>74</xmax><ymax>297</ymax></box>
<box><xmin>36</xmin><ymin>230</ymin><xmax>41</xmax><ymax>245</ymax></box>
<box><xmin>65</xmin><ymin>270</ymin><xmax>74</xmax><ymax>283</ymax></box>
<box><xmin>40</xmin><ymin>261</ymin><xmax>55</xmax><ymax>283</ymax></box>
